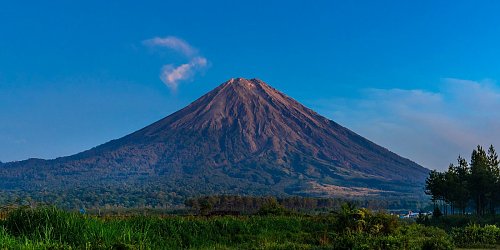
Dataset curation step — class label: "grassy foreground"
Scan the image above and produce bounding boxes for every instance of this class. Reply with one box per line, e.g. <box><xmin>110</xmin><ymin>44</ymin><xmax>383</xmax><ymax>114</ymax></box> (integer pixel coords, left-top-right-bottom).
<box><xmin>0</xmin><ymin>206</ymin><xmax>458</xmax><ymax>250</ymax></box>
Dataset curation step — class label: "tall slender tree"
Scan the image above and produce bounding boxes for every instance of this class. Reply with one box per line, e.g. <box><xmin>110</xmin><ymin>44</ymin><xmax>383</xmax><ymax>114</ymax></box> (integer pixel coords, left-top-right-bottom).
<box><xmin>487</xmin><ymin>145</ymin><xmax>499</xmax><ymax>214</ymax></box>
<box><xmin>469</xmin><ymin>146</ymin><xmax>493</xmax><ymax>215</ymax></box>
<box><xmin>453</xmin><ymin>156</ymin><xmax>470</xmax><ymax>214</ymax></box>
<box><xmin>425</xmin><ymin>170</ymin><xmax>446</xmax><ymax>211</ymax></box>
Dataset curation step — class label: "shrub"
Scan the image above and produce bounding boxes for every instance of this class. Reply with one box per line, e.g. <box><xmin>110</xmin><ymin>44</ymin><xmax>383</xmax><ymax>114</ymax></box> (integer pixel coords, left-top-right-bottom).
<box><xmin>256</xmin><ymin>199</ymin><xmax>291</xmax><ymax>216</ymax></box>
<box><xmin>451</xmin><ymin>224</ymin><xmax>500</xmax><ymax>248</ymax></box>
<box><xmin>365</xmin><ymin>211</ymin><xmax>400</xmax><ymax>235</ymax></box>
<box><xmin>421</xmin><ymin>237</ymin><xmax>454</xmax><ymax>250</ymax></box>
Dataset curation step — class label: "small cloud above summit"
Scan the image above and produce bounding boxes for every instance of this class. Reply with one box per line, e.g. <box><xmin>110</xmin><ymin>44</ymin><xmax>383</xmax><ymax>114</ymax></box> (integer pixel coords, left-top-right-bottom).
<box><xmin>143</xmin><ymin>36</ymin><xmax>208</xmax><ymax>91</ymax></box>
<box><xmin>159</xmin><ymin>57</ymin><xmax>207</xmax><ymax>90</ymax></box>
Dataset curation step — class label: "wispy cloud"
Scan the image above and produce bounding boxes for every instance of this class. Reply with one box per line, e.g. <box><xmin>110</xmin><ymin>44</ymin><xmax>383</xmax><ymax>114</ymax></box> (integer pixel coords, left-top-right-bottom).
<box><xmin>143</xmin><ymin>36</ymin><xmax>208</xmax><ymax>91</ymax></box>
<box><xmin>159</xmin><ymin>57</ymin><xmax>208</xmax><ymax>90</ymax></box>
<box><xmin>143</xmin><ymin>36</ymin><xmax>197</xmax><ymax>57</ymax></box>
<box><xmin>313</xmin><ymin>78</ymin><xmax>500</xmax><ymax>170</ymax></box>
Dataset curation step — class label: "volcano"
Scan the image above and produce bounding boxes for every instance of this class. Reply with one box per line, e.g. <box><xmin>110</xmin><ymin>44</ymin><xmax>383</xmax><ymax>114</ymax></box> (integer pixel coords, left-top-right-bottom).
<box><xmin>1</xmin><ymin>78</ymin><xmax>428</xmax><ymax>204</ymax></box>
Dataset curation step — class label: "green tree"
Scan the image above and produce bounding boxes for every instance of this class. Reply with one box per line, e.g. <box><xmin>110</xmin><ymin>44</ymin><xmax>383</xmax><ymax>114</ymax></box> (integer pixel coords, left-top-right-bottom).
<box><xmin>487</xmin><ymin>145</ymin><xmax>499</xmax><ymax>214</ymax></box>
<box><xmin>425</xmin><ymin>170</ymin><xmax>446</xmax><ymax>212</ymax></box>
<box><xmin>199</xmin><ymin>198</ymin><xmax>214</xmax><ymax>215</ymax></box>
<box><xmin>450</xmin><ymin>156</ymin><xmax>470</xmax><ymax>214</ymax></box>
<box><xmin>469</xmin><ymin>146</ymin><xmax>494</xmax><ymax>215</ymax></box>
<box><xmin>425</xmin><ymin>145</ymin><xmax>499</xmax><ymax>216</ymax></box>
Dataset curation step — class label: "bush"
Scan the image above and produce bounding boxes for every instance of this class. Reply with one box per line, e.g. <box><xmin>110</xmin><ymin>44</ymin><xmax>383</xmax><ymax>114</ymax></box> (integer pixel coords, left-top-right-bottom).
<box><xmin>451</xmin><ymin>224</ymin><xmax>500</xmax><ymax>248</ymax></box>
<box><xmin>257</xmin><ymin>199</ymin><xmax>291</xmax><ymax>216</ymax></box>
<box><xmin>396</xmin><ymin>224</ymin><xmax>454</xmax><ymax>250</ymax></box>
<box><xmin>365</xmin><ymin>210</ymin><xmax>400</xmax><ymax>235</ymax></box>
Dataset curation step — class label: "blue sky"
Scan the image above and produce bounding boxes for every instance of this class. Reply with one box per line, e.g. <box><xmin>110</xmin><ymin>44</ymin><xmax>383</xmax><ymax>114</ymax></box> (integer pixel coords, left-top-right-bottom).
<box><xmin>1</xmin><ymin>1</ymin><xmax>500</xmax><ymax>170</ymax></box>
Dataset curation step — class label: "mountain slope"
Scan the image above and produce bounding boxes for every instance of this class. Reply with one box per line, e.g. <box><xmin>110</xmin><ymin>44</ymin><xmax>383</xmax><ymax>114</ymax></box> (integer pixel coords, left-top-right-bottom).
<box><xmin>1</xmin><ymin>78</ymin><xmax>428</xmax><ymax>204</ymax></box>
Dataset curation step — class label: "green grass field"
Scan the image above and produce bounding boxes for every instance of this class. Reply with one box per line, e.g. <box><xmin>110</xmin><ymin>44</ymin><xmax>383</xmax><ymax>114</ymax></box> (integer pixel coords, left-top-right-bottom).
<box><xmin>1</xmin><ymin>205</ymin><xmax>500</xmax><ymax>249</ymax></box>
<box><xmin>0</xmin><ymin>206</ymin><xmax>462</xmax><ymax>249</ymax></box>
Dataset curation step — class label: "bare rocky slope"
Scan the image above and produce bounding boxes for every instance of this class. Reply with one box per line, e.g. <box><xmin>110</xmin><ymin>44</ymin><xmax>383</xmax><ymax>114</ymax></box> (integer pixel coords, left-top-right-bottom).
<box><xmin>0</xmin><ymin>78</ymin><xmax>429</xmax><ymax>205</ymax></box>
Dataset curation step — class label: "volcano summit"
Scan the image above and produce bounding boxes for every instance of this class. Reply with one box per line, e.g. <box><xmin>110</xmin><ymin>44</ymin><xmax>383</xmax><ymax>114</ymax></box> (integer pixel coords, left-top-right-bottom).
<box><xmin>0</xmin><ymin>78</ymin><xmax>428</xmax><ymax>204</ymax></box>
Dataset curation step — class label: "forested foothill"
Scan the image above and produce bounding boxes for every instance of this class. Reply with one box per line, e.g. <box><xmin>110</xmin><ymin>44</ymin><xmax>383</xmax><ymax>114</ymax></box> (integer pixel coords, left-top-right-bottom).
<box><xmin>3</xmin><ymin>145</ymin><xmax>500</xmax><ymax>248</ymax></box>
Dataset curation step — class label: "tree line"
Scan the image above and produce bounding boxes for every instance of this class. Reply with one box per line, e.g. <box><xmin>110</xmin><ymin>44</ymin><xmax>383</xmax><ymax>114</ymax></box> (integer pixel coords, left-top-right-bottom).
<box><xmin>184</xmin><ymin>195</ymin><xmax>427</xmax><ymax>215</ymax></box>
<box><xmin>425</xmin><ymin>145</ymin><xmax>500</xmax><ymax>216</ymax></box>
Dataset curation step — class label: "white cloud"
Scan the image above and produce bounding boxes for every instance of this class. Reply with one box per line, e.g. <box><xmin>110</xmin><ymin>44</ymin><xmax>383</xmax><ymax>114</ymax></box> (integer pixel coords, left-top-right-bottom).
<box><xmin>143</xmin><ymin>36</ymin><xmax>197</xmax><ymax>57</ymax></box>
<box><xmin>313</xmin><ymin>78</ymin><xmax>500</xmax><ymax>170</ymax></box>
<box><xmin>160</xmin><ymin>57</ymin><xmax>207</xmax><ymax>91</ymax></box>
<box><xmin>143</xmin><ymin>36</ymin><xmax>208</xmax><ymax>91</ymax></box>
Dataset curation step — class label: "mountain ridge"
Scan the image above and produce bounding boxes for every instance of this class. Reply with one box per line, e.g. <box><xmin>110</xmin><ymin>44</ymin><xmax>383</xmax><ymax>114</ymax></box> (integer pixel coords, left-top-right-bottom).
<box><xmin>1</xmin><ymin>78</ymin><xmax>429</xmax><ymax>205</ymax></box>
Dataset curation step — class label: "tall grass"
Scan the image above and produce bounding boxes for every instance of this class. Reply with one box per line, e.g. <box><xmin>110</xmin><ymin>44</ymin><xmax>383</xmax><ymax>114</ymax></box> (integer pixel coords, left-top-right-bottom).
<box><xmin>0</xmin><ymin>206</ymin><xmax>454</xmax><ymax>249</ymax></box>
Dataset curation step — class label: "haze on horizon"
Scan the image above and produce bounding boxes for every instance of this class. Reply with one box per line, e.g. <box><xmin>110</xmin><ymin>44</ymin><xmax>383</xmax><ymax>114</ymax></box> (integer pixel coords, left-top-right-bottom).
<box><xmin>1</xmin><ymin>1</ymin><xmax>500</xmax><ymax>170</ymax></box>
